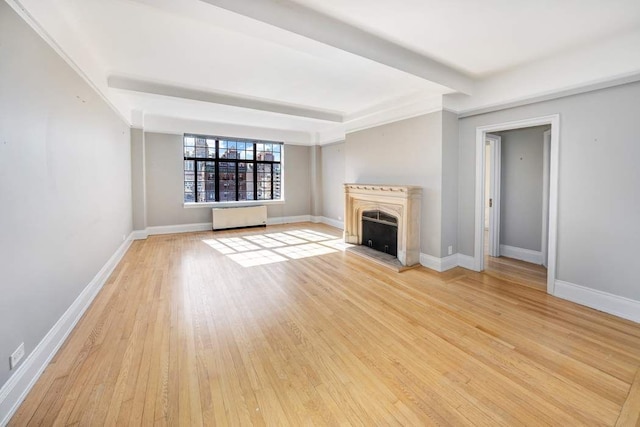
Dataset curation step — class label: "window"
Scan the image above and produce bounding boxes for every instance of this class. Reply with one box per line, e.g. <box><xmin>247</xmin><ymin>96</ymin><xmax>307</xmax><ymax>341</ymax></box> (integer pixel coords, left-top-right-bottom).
<box><xmin>184</xmin><ymin>134</ymin><xmax>282</xmax><ymax>203</ymax></box>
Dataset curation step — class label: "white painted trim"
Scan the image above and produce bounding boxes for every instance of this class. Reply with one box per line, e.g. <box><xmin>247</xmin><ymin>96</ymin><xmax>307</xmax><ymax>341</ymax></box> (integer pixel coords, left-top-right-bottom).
<box><xmin>554</xmin><ymin>280</ymin><xmax>640</xmax><ymax>324</ymax></box>
<box><xmin>0</xmin><ymin>234</ymin><xmax>134</xmax><ymax>426</ymax></box>
<box><xmin>130</xmin><ymin>230</ymin><xmax>149</xmax><ymax>240</ymax></box>
<box><xmin>457</xmin><ymin>254</ymin><xmax>476</xmax><ymax>270</ymax></box>
<box><xmin>316</xmin><ymin>95</ymin><xmax>445</xmax><ymax>145</ymax></box>
<box><xmin>146</xmin><ymin>223</ymin><xmax>212</xmax><ymax>235</ymax></box>
<box><xmin>456</xmin><ymin>70</ymin><xmax>640</xmax><ymax>118</ymax></box>
<box><xmin>541</xmin><ymin>130</ymin><xmax>551</xmax><ymax>268</ymax></box>
<box><xmin>131</xmin><ymin>217</ymin><xmax>322</xmax><ymax>240</ymax></box>
<box><xmin>419</xmin><ymin>253</ymin><xmax>458</xmax><ymax>272</ymax></box>
<box><xmin>474</xmin><ymin>114</ymin><xmax>560</xmax><ymax>296</ymax></box>
<box><xmin>108</xmin><ymin>76</ymin><xmax>342</xmax><ymax>123</ymax></box>
<box><xmin>312</xmin><ymin>216</ymin><xmax>344</xmax><ymax>230</ymax></box>
<box><xmin>4</xmin><ymin>0</ymin><xmax>131</xmax><ymax>127</ymax></box>
<box><xmin>440</xmin><ymin>254</ymin><xmax>459</xmax><ymax>272</ymax></box>
<box><xmin>499</xmin><ymin>245</ymin><xmax>542</xmax><ymax>265</ymax></box>
<box><xmin>486</xmin><ymin>134</ymin><xmax>501</xmax><ymax>257</ymax></box>
<box><xmin>266</xmin><ymin>215</ymin><xmax>311</xmax><ymax>225</ymax></box>
<box><xmin>143</xmin><ymin>115</ymin><xmax>313</xmax><ymax>146</ymax></box>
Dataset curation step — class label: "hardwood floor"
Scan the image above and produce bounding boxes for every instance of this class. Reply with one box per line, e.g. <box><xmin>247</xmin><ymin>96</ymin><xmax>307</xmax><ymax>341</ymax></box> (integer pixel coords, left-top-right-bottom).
<box><xmin>483</xmin><ymin>228</ymin><xmax>548</xmax><ymax>291</ymax></box>
<box><xmin>484</xmin><ymin>255</ymin><xmax>548</xmax><ymax>292</ymax></box>
<box><xmin>10</xmin><ymin>223</ymin><xmax>640</xmax><ymax>426</ymax></box>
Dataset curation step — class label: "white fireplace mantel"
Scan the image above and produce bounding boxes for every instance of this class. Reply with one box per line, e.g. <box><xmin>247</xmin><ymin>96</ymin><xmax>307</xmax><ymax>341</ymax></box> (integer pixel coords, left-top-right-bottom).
<box><xmin>344</xmin><ymin>183</ymin><xmax>422</xmax><ymax>266</ymax></box>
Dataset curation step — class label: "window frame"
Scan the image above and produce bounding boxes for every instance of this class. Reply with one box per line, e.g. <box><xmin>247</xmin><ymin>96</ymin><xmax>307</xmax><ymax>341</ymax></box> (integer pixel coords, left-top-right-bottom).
<box><xmin>183</xmin><ymin>134</ymin><xmax>284</xmax><ymax>207</ymax></box>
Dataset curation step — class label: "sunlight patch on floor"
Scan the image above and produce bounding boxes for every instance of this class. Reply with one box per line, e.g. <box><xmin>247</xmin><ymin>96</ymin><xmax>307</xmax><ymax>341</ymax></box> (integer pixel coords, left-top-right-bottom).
<box><xmin>202</xmin><ymin>229</ymin><xmax>351</xmax><ymax>267</ymax></box>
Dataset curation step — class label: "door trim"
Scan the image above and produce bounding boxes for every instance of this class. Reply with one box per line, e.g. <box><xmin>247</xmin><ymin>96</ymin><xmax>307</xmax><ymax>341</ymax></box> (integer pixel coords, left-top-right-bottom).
<box><xmin>541</xmin><ymin>130</ymin><xmax>551</xmax><ymax>268</ymax></box>
<box><xmin>486</xmin><ymin>134</ymin><xmax>501</xmax><ymax>257</ymax></box>
<box><xmin>474</xmin><ymin>114</ymin><xmax>560</xmax><ymax>294</ymax></box>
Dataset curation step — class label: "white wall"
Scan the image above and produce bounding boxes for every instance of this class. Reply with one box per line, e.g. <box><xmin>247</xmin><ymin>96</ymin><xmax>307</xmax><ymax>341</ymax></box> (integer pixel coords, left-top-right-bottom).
<box><xmin>345</xmin><ymin>112</ymin><xmax>444</xmax><ymax>257</ymax></box>
<box><xmin>320</xmin><ymin>141</ymin><xmax>346</xmax><ymax>223</ymax></box>
<box><xmin>0</xmin><ymin>1</ymin><xmax>132</xmax><ymax>389</ymax></box>
<box><xmin>495</xmin><ymin>125</ymin><xmax>548</xmax><ymax>252</ymax></box>
<box><xmin>458</xmin><ymin>81</ymin><xmax>640</xmax><ymax>301</ymax></box>
<box><xmin>141</xmin><ymin>132</ymin><xmax>311</xmax><ymax>227</ymax></box>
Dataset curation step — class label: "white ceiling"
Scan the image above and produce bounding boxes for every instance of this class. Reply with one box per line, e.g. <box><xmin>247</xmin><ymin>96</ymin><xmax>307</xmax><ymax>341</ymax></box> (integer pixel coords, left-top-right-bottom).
<box><xmin>10</xmin><ymin>0</ymin><xmax>640</xmax><ymax>143</ymax></box>
<box><xmin>291</xmin><ymin>0</ymin><xmax>640</xmax><ymax>76</ymax></box>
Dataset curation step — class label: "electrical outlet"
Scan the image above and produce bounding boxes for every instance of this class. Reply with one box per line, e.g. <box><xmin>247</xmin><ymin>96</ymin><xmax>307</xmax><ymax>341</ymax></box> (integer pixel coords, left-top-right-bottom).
<box><xmin>448</xmin><ymin>245</ymin><xmax>453</xmax><ymax>255</ymax></box>
<box><xmin>10</xmin><ymin>343</ymin><xmax>25</xmax><ymax>370</ymax></box>
<box><xmin>338</xmin><ymin>216</ymin><xmax>342</xmax><ymax>221</ymax></box>
<box><xmin>122</xmin><ymin>234</ymin><xmax>127</xmax><ymax>241</ymax></box>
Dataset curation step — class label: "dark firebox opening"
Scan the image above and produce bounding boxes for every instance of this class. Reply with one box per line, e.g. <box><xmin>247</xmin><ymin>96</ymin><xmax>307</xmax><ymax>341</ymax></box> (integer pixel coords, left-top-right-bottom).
<box><xmin>361</xmin><ymin>210</ymin><xmax>398</xmax><ymax>256</ymax></box>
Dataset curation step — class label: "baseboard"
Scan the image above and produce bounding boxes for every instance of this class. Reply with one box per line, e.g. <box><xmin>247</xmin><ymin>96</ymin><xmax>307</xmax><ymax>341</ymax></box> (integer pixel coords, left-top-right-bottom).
<box><xmin>131</xmin><ymin>216</ymin><xmax>327</xmax><ymax>240</ymax></box>
<box><xmin>146</xmin><ymin>222</ymin><xmax>212</xmax><ymax>235</ymax></box>
<box><xmin>0</xmin><ymin>234</ymin><xmax>134</xmax><ymax>426</ymax></box>
<box><xmin>499</xmin><ymin>244</ymin><xmax>542</xmax><ymax>265</ymax></box>
<box><xmin>457</xmin><ymin>254</ymin><xmax>476</xmax><ymax>270</ymax></box>
<box><xmin>313</xmin><ymin>216</ymin><xmax>344</xmax><ymax>230</ymax></box>
<box><xmin>419</xmin><ymin>253</ymin><xmax>458</xmax><ymax>272</ymax></box>
<box><xmin>554</xmin><ymin>280</ymin><xmax>640</xmax><ymax>324</ymax></box>
<box><xmin>439</xmin><ymin>254</ymin><xmax>459</xmax><ymax>271</ymax></box>
<box><xmin>131</xmin><ymin>229</ymin><xmax>149</xmax><ymax>240</ymax></box>
<box><xmin>266</xmin><ymin>215</ymin><xmax>311</xmax><ymax>225</ymax></box>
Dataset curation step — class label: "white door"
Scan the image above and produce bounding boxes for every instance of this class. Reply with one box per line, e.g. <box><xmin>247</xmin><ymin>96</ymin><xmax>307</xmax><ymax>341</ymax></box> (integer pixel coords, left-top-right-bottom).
<box><xmin>486</xmin><ymin>134</ymin><xmax>501</xmax><ymax>257</ymax></box>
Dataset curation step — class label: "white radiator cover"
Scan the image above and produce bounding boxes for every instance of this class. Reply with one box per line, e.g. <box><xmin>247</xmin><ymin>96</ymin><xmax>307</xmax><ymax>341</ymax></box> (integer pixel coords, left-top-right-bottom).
<box><xmin>212</xmin><ymin>205</ymin><xmax>267</xmax><ymax>230</ymax></box>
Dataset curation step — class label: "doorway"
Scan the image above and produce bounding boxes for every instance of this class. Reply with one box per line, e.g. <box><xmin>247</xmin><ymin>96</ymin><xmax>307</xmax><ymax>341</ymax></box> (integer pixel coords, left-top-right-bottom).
<box><xmin>474</xmin><ymin>115</ymin><xmax>560</xmax><ymax>294</ymax></box>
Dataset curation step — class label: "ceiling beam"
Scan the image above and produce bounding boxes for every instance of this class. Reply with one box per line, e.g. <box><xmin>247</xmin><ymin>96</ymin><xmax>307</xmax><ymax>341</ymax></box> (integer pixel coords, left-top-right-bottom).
<box><xmin>107</xmin><ymin>76</ymin><xmax>344</xmax><ymax>122</ymax></box>
<box><xmin>199</xmin><ymin>0</ymin><xmax>474</xmax><ymax>95</ymax></box>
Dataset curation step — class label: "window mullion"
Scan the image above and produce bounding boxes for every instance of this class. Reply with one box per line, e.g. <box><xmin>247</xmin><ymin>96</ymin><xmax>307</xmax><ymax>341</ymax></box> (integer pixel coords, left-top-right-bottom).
<box><xmin>215</xmin><ymin>139</ymin><xmax>219</xmax><ymax>202</ymax></box>
<box><xmin>253</xmin><ymin>144</ymin><xmax>258</xmax><ymax>200</ymax></box>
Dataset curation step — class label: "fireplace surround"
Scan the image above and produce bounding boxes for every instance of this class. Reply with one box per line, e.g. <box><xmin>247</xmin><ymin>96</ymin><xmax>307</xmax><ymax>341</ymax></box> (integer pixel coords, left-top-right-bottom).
<box><xmin>344</xmin><ymin>184</ymin><xmax>421</xmax><ymax>267</ymax></box>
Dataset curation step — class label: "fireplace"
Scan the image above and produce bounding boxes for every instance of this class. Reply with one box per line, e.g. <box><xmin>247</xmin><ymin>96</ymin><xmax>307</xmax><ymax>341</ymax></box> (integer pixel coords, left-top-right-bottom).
<box><xmin>344</xmin><ymin>184</ymin><xmax>421</xmax><ymax>267</ymax></box>
<box><xmin>361</xmin><ymin>210</ymin><xmax>398</xmax><ymax>256</ymax></box>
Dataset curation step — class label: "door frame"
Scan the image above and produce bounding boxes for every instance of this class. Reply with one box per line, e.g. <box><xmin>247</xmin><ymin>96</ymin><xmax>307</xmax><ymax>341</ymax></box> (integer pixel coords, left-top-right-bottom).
<box><xmin>474</xmin><ymin>114</ymin><xmax>560</xmax><ymax>294</ymax></box>
<box><xmin>541</xmin><ymin>129</ymin><xmax>551</xmax><ymax>267</ymax></box>
<box><xmin>486</xmin><ymin>134</ymin><xmax>501</xmax><ymax>257</ymax></box>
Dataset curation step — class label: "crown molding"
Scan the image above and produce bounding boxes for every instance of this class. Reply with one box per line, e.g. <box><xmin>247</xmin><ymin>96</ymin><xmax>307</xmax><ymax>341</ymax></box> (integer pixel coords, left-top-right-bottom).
<box><xmin>108</xmin><ymin>75</ymin><xmax>343</xmax><ymax>123</ymax></box>
<box><xmin>143</xmin><ymin>115</ymin><xmax>314</xmax><ymax>145</ymax></box>
<box><xmin>5</xmin><ymin>0</ymin><xmax>131</xmax><ymax>127</ymax></box>
<box><xmin>316</xmin><ymin>93</ymin><xmax>445</xmax><ymax>144</ymax></box>
<box><xmin>451</xmin><ymin>70</ymin><xmax>640</xmax><ymax>118</ymax></box>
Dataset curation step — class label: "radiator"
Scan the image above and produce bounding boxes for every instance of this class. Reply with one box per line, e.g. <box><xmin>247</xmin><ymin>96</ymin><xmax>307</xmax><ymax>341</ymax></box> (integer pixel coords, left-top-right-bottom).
<box><xmin>212</xmin><ymin>205</ymin><xmax>267</xmax><ymax>230</ymax></box>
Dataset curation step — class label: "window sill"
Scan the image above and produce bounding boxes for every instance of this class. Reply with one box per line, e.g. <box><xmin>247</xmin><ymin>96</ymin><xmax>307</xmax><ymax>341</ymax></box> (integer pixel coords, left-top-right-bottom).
<box><xmin>183</xmin><ymin>199</ymin><xmax>285</xmax><ymax>209</ymax></box>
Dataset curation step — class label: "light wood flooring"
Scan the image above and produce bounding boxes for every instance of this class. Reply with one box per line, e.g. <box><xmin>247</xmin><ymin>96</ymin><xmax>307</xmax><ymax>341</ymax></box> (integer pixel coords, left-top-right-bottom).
<box><xmin>483</xmin><ymin>228</ymin><xmax>548</xmax><ymax>291</ymax></box>
<box><xmin>10</xmin><ymin>223</ymin><xmax>640</xmax><ymax>426</ymax></box>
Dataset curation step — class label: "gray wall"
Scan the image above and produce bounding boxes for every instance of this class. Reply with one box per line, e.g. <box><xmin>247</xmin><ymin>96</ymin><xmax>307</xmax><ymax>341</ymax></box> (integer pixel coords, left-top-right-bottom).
<box><xmin>458</xmin><ymin>81</ymin><xmax>640</xmax><ymax>300</ymax></box>
<box><xmin>320</xmin><ymin>142</ymin><xmax>346</xmax><ymax>223</ymax></box>
<box><xmin>131</xmin><ymin>128</ymin><xmax>146</xmax><ymax>230</ymax></box>
<box><xmin>495</xmin><ymin>126</ymin><xmax>548</xmax><ymax>252</ymax></box>
<box><xmin>309</xmin><ymin>145</ymin><xmax>323</xmax><ymax>217</ymax></box>
<box><xmin>345</xmin><ymin>112</ymin><xmax>443</xmax><ymax>257</ymax></box>
<box><xmin>0</xmin><ymin>2</ymin><xmax>132</xmax><ymax>388</ymax></box>
<box><xmin>441</xmin><ymin>110</ymin><xmax>459</xmax><ymax>256</ymax></box>
<box><xmin>142</xmin><ymin>132</ymin><xmax>311</xmax><ymax>226</ymax></box>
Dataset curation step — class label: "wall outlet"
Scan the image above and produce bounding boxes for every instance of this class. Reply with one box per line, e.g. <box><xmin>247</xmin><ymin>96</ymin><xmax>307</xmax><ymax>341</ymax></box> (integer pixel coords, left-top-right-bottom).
<box><xmin>10</xmin><ymin>343</ymin><xmax>25</xmax><ymax>370</ymax></box>
<box><xmin>338</xmin><ymin>216</ymin><xmax>342</xmax><ymax>221</ymax></box>
<box><xmin>448</xmin><ymin>245</ymin><xmax>453</xmax><ymax>255</ymax></box>
<box><xmin>122</xmin><ymin>234</ymin><xmax>127</xmax><ymax>241</ymax></box>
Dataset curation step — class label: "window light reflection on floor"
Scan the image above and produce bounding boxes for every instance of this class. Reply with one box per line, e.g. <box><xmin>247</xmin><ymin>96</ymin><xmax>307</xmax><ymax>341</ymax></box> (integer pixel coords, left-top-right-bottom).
<box><xmin>202</xmin><ymin>229</ymin><xmax>350</xmax><ymax>268</ymax></box>
<box><xmin>228</xmin><ymin>249</ymin><xmax>288</xmax><ymax>267</ymax></box>
<box><xmin>274</xmin><ymin>243</ymin><xmax>336</xmax><ymax>259</ymax></box>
